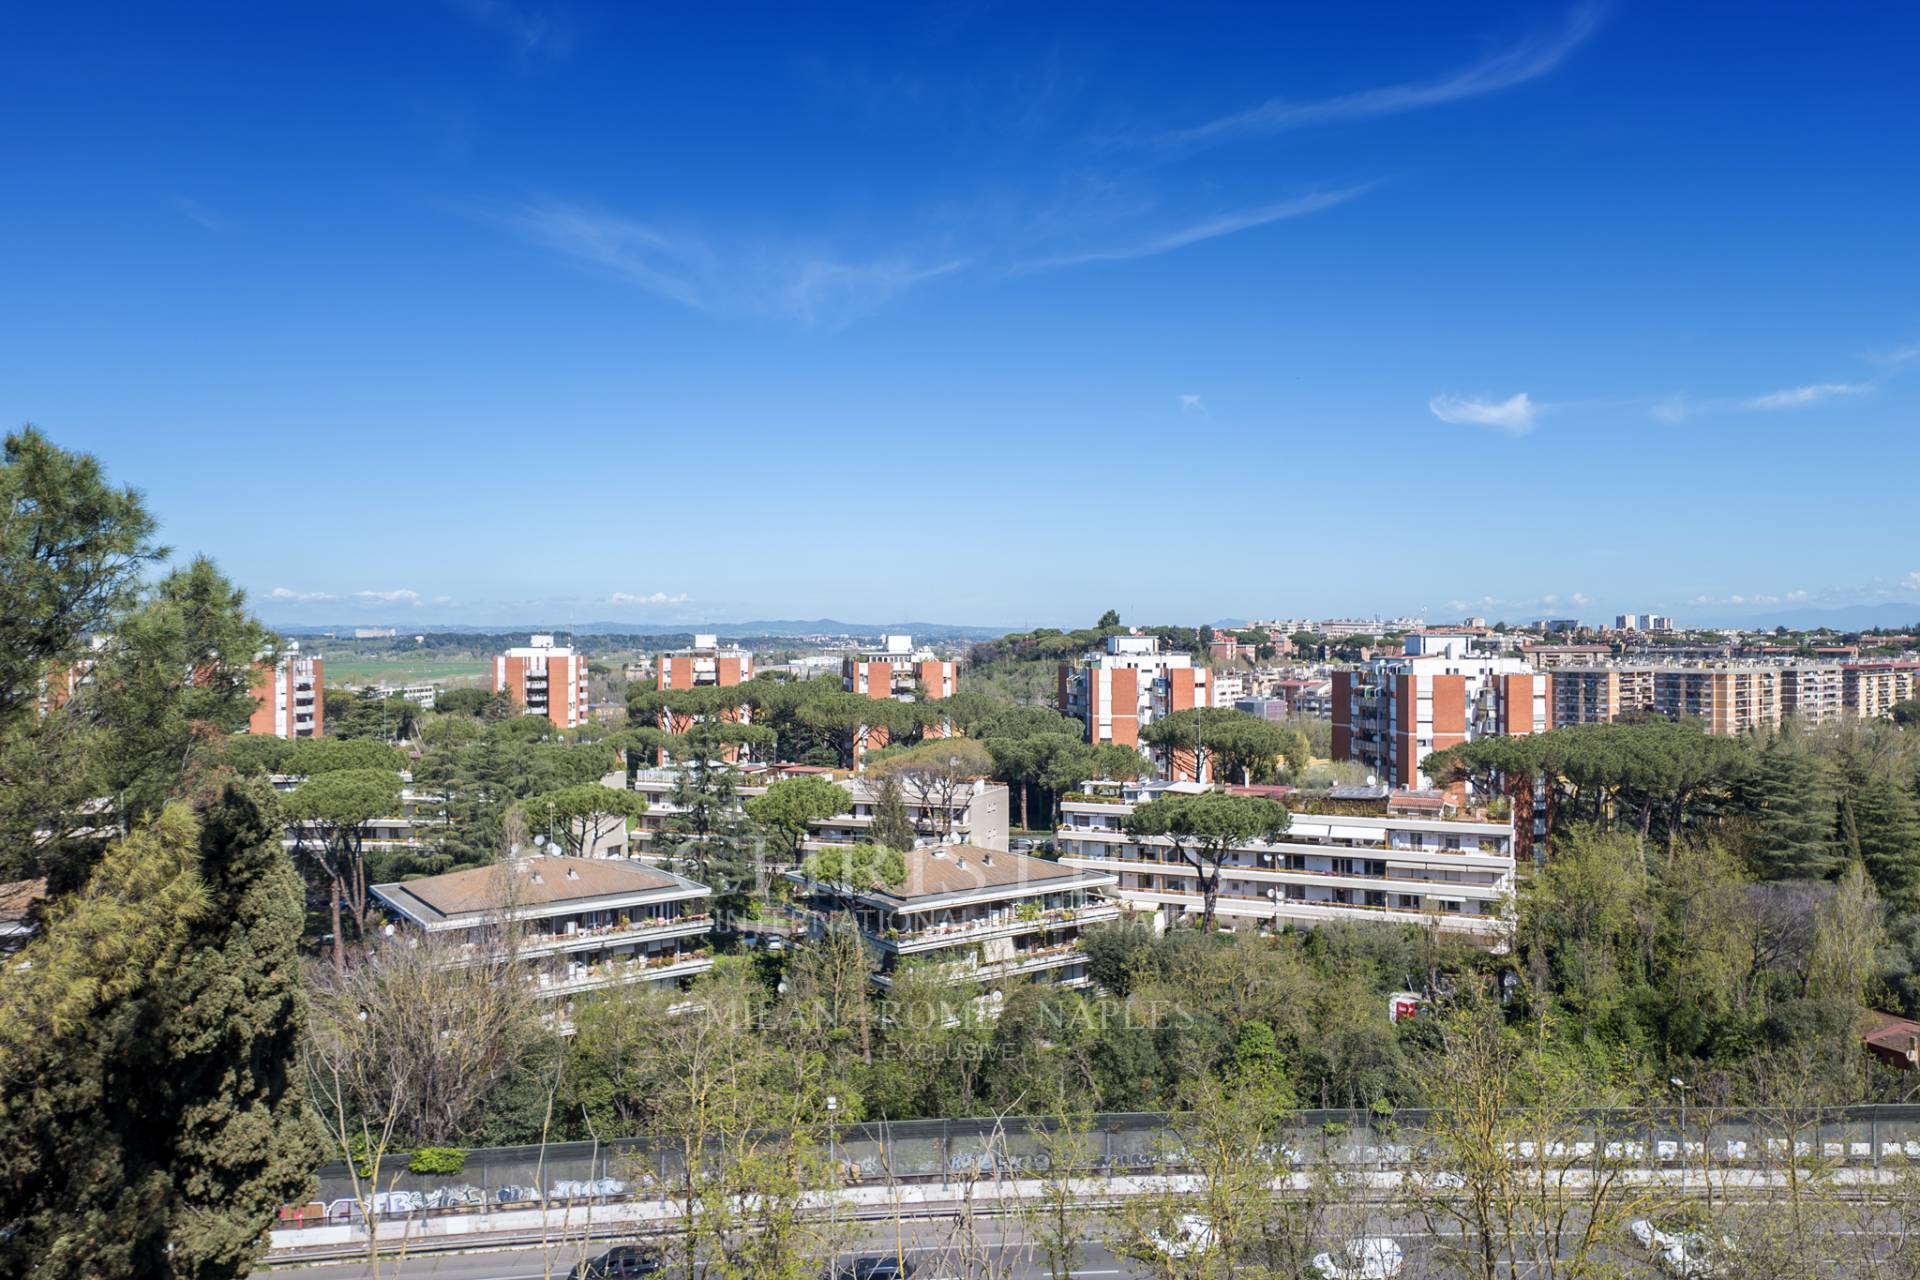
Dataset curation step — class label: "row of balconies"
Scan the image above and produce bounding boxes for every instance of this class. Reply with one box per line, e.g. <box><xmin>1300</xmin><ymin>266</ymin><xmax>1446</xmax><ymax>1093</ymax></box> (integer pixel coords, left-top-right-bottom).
<box><xmin>876</xmin><ymin>902</ymin><xmax>1120</xmax><ymax>952</ymax></box>
<box><xmin>531</xmin><ymin>948</ymin><xmax>715</xmax><ymax>998</ymax></box>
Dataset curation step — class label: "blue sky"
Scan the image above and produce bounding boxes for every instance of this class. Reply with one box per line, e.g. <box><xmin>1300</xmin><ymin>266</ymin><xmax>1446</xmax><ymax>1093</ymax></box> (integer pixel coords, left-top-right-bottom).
<box><xmin>5</xmin><ymin>1</ymin><xmax>1918</xmax><ymax>629</ymax></box>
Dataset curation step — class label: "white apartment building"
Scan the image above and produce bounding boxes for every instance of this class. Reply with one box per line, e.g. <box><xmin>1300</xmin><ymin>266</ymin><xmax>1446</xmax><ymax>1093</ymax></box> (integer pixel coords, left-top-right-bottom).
<box><xmin>1059</xmin><ymin>634</ymin><xmax>1219</xmax><ymax>780</ymax></box>
<box><xmin>620</xmin><ymin>765</ymin><xmax>1010</xmax><ymax>855</ymax></box>
<box><xmin>371</xmin><ymin>855</ymin><xmax>714</xmax><ymax>1003</ymax></box>
<box><xmin>490</xmin><ymin>634</ymin><xmax>590</xmax><ymax>730</ymax></box>
<box><xmin>792</xmin><ymin>843</ymin><xmax>1120</xmax><ymax>990</ymax></box>
<box><xmin>1056</xmin><ymin>780</ymin><xmax>1515</xmax><ymax>940</ymax></box>
<box><xmin>1333</xmin><ymin>634</ymin><xmax>1549</xmax><ymax>791</ymax></box>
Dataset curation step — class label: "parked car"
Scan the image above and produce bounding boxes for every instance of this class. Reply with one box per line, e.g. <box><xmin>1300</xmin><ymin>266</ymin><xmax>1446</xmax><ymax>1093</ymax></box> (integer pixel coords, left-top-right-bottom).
<box><xmin>1311</xmin><ymin>1237</ymin><xmax>1405</xmax><ymax>1279</ymax></box>
<box><xmin>569</xmin><ymin>1244</ymin><xmax>663</xmax><ymax>1278</ymax></box>
<box><xmin>825</xmin><ymin>1256</ymin><xmax>914</xmax><ymax>1279</ymax></box>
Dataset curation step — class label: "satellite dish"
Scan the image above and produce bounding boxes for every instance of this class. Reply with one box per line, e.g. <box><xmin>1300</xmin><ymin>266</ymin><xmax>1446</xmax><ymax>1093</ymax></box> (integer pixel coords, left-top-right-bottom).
<box><xmin>533</xmin><ymin>834</ymin><xmax>547</xmax><ymax>847</ymax></box>
<box><xmin>1366</xmin><ymin>774</ymin><xmax>1377</xmax><ymax>786</ymax></box>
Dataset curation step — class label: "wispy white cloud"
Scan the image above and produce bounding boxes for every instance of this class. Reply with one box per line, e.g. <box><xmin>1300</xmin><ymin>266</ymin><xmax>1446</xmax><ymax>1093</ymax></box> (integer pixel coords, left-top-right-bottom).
<box><xmin>172</xmin><ymin>194</ymin><xmax>229</xmax><ymax>232</ymax></box>
<box><xmin>270</xmin><ymin>586</ymin><xmax>439</xmax><ymax>607</ymax></box>
<box><xmin>499</xmin><ymin>201</ymin><xmax>967</xmax><ymax>325</ymax></box>
<box><xmin>1656</xmin><ymin>380</ymin><xmax>1876</xmax><ymax>421</ymax></box>
<box><xmin>1741</xmin><ymin>382</ymin><xmax>1872</xmax><ymax>410</ymax></box>
<box><xmin>1865</xmin><ymin>341</ymin><xmax>1920</xmax><ymax>366</ymax></box>
<box><xmin>445</xmin><ymin>0</ymin><xmax>573</xmax><ymax>59</ymax></box>
<box><xmin>1015</xmin><ymin>187</ymin><xmax>1371</xmax><ymax>271</ymax></box>
<box><xmin>1428</xmin><ymin>391</ymin><xmax>1539</xmax><ymax>434</ymax></box>
<box><xmin>1149</xmin><ymin>3</ymin><xmax>1603</xmax><ymax>151</ymax></box>
<box><xmin>1179</xmin><ymin>394</ymin><xmax>1206</xmax><ymax>412</ymax></box>
<box><xmin>609</xmin><ymin>591</ymin><xmax>690</xmax><ymax>606</ymax></box>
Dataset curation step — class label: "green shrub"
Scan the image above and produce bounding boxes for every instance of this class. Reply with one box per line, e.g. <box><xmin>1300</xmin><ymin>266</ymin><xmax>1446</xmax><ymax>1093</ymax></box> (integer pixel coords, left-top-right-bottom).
<box><xmin>408</xmin><ymin>1146</ymin><xmax>468</xmax><ymax>1176</ymax></box>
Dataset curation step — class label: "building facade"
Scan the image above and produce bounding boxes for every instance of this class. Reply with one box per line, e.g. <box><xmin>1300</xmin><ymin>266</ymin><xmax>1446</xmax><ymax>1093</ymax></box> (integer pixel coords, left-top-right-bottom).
<box><xmin>1845</xmin><ymin>662</ymin><xmax>1920</xmax><ymax>720</ymax></box>
<box><xmin>621</xmin><ymin>765</ymin><xmax>1009</xmax><ymax>856</ymax></box>
<box><xmin>371</xmin><ymin>855</ymin><xmax>714</xmax><ymax>1005</ymax></box>
<box><xmin>248</xmin><ymin>651</ymin><xmax>325</xmax><ymax>739</ymax></box>
<box><xmin>792</xmin><ymin>843</ymin><xmax>1120</xmax><ymax>990</ymax></box>
<box><xmin>842</xmin><ymin>634</ymin><xmax>958</xmax><ymax>763</ymax></box>
<box><xmin>1331</xmin><ymin>634</ymin><xmax>1549</xmax><ymax>791</ymax></box>
<box><xmin>490</xmin><ymin>635</ymin><xmax>590</xmax><ymax>730</ymax></box>
<box><xmin>1055</xmin><ymin>780</ymin><xmax>1514</xmax><ymax>941</ymax></box>
<box><xmin>1059</xmin><ymin>634</ymin><xmax>1217</xmax><ymax>780</ymax></box>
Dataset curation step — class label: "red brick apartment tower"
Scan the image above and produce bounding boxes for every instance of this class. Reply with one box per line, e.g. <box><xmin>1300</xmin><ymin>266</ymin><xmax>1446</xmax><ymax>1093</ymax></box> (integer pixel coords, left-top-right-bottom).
<box><xmin>490</xmin><ymin>635</ymin><xmax>589</xmax><ymax>731</ymax></box>
<box><xmin>656</xmin><ymin>634</ymin><xmax>753</xmax><ymax>758</ymax></box>
<box><xmin>1332</xmin><ymin>635</ymin><xmax>1549</xmax><ymax>792</ymax></box>
<box><xmin>841</xmin><ymin>636</ymin><xmax>958</xmax><ymax>765</ymax></box>
<box><xmin>248</xmin><ymin>653</ymin><xmax>325</xmax><ymax>739</ymax></box>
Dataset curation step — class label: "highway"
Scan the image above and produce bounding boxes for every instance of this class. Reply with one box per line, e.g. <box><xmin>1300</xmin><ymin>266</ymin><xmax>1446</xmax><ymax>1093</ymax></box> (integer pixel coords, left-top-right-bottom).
<box><xmin>255</xmin><ymin>1218</ymin><xmax>1145</xmax><ymax>1278</ymax></box>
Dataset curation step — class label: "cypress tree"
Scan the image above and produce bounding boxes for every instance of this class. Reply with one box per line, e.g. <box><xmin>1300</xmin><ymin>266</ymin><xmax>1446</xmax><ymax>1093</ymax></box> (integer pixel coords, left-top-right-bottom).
<box><xmin>1733</xmin><ymin>731</ymin><xmax>1837</xmax><ymax>879</ymax></box>
<box><xmin>0</xmin><ymin>787</ymin><xmax>318</xmax><ymax>1279</ymax></box>
<box><xmin>1847</xmin><ymin>767</ymin><xmax>1920</xmax><ymax>913</ymax></box>
<box><xmin>158</xmin><ymin>781</ymin><xmax>320</xmax><ymax>1278</ymax></box>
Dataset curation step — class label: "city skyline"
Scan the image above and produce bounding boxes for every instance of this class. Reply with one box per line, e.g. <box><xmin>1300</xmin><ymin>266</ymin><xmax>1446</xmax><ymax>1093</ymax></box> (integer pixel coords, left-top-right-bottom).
<box><xmin>6</xmin><ymin>1</ymin><xmax>1919</xmax><ymax>626</ymax></box>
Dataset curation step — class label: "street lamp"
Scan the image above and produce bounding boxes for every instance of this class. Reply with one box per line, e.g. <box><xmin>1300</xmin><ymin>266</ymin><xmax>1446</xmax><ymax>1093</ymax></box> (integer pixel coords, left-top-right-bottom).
<box><xmin>1669</xmin><ymin>1077</ymin><xmax>1689</xmax><ymax>1157</ymax></box>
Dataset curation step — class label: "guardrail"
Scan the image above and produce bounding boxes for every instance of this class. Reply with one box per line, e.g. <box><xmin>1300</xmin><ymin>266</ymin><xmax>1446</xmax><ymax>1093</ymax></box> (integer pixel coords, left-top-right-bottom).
<box><xmin>295</xmin><ymin>1104</ymin><xmax>1920</xmax><ymax>1225</ymax></box>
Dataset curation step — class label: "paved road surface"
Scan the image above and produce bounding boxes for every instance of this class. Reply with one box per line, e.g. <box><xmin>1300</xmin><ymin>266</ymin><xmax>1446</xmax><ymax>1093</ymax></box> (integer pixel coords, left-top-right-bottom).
<box><xmin>255</xmin><ymin>1218</ymin><xmax>1143</xmax><ymax>1279</ymax></box>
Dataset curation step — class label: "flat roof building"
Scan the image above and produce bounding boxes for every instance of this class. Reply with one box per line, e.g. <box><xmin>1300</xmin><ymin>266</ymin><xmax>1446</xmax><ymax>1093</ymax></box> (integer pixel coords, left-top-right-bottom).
<box><xmin>1332</xmin><ymin>634</ymin><xmax>1549</xmax><ymax>792</ymax></box>
<box><xmin>490</xmin><ymin>635</ymin><xmax>589</xmax><ymax>731</ymax></box>
<box><xmin>1059</xmin><ymin>634</ymin><xmax>1218</xmax><ymax>781</ymax></box>
<box><xmin>248</xmin><ymin>650</ymin><xmax>324</xmax><ymax>739</ymax></box>
<box><xmin>843</xmin><ymin>635</ymin><xmax>958</xmax><ymax>764</ymax></box>
<box><xmin>371</xmin><ymin>855</ymin><xmax>714</xmax><ymax>1005</ymax></box>
<box><xmin>791</xmin><ymin>843</ymin><xmax>1119</xmax><ymax>990</ymax></box>
<box><xmin>1056</xmin><ymin>780</ymin><xmax>1514</xmax><ymax>941</ymax></box>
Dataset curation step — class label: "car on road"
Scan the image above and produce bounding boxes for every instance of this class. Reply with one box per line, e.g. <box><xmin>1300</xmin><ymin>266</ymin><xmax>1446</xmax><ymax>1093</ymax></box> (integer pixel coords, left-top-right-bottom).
<box><xmin>1311</xmin><ymin>1237</ymin><xmax>1405</xmax><ymax>1279</ymax></box>
<box><xmin>1628</xmin><ymin>1217</ymin><xmax>1736</xmax><ymax>1277</ymax></box>
<box><xmin>569</xmin><ymin>1244</ymin><xmax>663</xmax><ymax>1278</ymax></box>
<box><xmin>824</xmin><ymin>1255</ymin><xmax>914</xmax><ymax>1279</ymax></box>
<box><xmin>1145</xmin><ymin>1213</ymin><xmax>1217</xmax><ymax>1259</ymax></box>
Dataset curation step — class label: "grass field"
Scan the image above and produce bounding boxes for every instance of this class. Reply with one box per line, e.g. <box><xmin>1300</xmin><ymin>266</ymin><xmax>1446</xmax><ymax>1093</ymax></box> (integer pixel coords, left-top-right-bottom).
<box><xmin>317</xmin><ymin>657</ymin><xmax>491</xmax><ymax>687</ymax></box>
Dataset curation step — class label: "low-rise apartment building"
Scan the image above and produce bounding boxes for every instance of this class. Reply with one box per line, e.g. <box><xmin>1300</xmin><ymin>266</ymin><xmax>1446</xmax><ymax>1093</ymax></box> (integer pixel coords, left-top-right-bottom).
<box><xmin>1332</xmin><ymin>634</ymin><xmax>1549</xmax><ymax>791</ymax></box>
<box><xmin>489</xmin><ymin>635</ymin><xmax>589</xmax><ymax>731</ymax></box>
<box><xmin>791</xmin><ymin>843</ymin><xmax>1119</xmax><ymax>990</ymax></box>
<box><xmin>621</xmin><ymin>765</ymin><xmax>1009</xmax><ymax>854</ymax></box>
<box><xmin>371</xmin><ymin>855</ymin><xmax>714</xmax><ymax>1003</ymax></box>
<box><xmin>249</xmin><ymin>650</ymin><xmax>324</xmax><ymax>739</ymax></box>
<box><xmin>1055</xmin><ymin>781</ymin><xmax>1514</xmax><ymax>940</ymax></box>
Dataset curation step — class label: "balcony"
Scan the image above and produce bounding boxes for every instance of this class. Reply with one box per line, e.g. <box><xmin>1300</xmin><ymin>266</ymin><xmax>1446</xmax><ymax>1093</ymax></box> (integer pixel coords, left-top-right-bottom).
<box><xmin>532</xmin><ymin>948</ymin><xmax>715</xmax><ymax>998</ymax></box>
<box><xmin>879</xmin><ymin>902</ymin><xmax>1121</xmax><ymax>953</ymax></box>
<box><xmin>505</xmin><ymin>913</ymin><xmax>713</xmax><ymax>960</ymax></box>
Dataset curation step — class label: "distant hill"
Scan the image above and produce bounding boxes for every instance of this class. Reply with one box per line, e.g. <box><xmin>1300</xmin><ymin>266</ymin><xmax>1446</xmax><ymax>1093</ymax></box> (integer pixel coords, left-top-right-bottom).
<box><xmin>1691</xmin><ymin>602</ymin><xmax>1920</xmax><ymax>631</ymax></box>
<box><xmin>273</xmin><ymin>618</ymin><xmax>1021</xmax><ymax>642</ymax></box>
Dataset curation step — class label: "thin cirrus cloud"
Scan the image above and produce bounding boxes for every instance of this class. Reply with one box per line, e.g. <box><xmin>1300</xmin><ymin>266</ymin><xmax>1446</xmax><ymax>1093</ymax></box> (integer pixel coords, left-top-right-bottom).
<box><xmin>1428</xmin><ymin>391</ymin><xmax>1540</xmax><ymax>434</ymax></box>
<box><xmin>1012</xmin><ymin>187</ymin><xmax>1372</xmax><ymax>271</ymax></box>
<box><xmin>499</xmin><ymin>201</ymin><xmax>968</xmax><ymax>325</ymax></box>
<box><xmin>1146</xmin><ymin>2</ymin><xmax>1604</xmax><ymax>152</ymax></box>
<box><xmin>269</xmin><ymin>587</ymin><xmax>437</xmax><ymax>605</ymax></box>
<box><xmin>1654</xmin><ymin>380</ymin><xmax>1875</xmax><ymax>422</ymax></box>
<box><xmin>608</xmin><ymin>591</ymin><xmax>690</xmax><ymax>606</ymax></box>
<box><xmin>489</xmin><ymin>8</ymin><xmax>1595</xmax><ymax>323</ymax></box>
<box><xmin>444</xmin><ymin>0</ymin><xmax>573</xmax><ymax>59</ymax></box>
